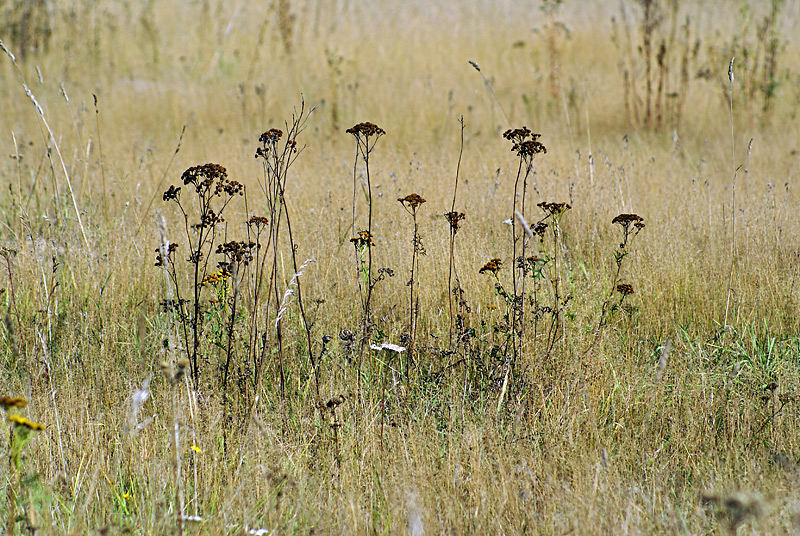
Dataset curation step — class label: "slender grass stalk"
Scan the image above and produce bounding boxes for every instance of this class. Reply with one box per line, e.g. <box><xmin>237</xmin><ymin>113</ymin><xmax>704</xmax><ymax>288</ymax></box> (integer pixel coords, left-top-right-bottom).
<box><xmin>92</xmin><ymin>94</ymin><xmax>109</xmax><ymax>227</ymax></box>
<box><xmin>724</xmin><ymin>57</ymin><xmax>736</xmax><ymax>328</ymax></box>
<box><xmin>1</xmin><ymin>40</ymin><xmax>89</xmax><ymax>249</ymax></box>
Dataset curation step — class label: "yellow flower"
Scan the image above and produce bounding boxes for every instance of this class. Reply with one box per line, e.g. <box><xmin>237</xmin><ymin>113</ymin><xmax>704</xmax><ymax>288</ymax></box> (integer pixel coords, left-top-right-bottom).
<box><xmin>9</xmin><ymin>414</ymin><xmax>44</xmax><ymax>431</ymax></box>
<box><xmin>190</xmin><ymin>445</ymin><xmax>201</xmax><ymax>454</ymax></box>
<box><xmin>123</xmin><ymin>492</ymin><xmax>131</xmax><ymax>500</ymax></box>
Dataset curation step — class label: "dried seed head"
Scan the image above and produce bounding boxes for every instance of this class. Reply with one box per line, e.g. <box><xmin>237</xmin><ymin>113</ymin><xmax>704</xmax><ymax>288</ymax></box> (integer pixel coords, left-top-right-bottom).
<box><xmin>616</xmin><ymin>283</ymin><xmax>634</xmax><ymax>296</ymax></box>
<box><xmin>445</xmin><ymin>211</ymin><xmax>466</xmax><ymax>232</ymax></box>
<box><xmin>479</xmin><ymin>258</ymin><xmax>502</xmax><ymax>275</ymax></box>
<box><xmin>248</xmin><ymin>215</ymin><xmax>270</xmax><ymax>227</ymax></box>
<box><xmin>398</xmin><ymin>193</ymin><xmax>426</xmax><ymax>209</ymax></box>
<box><xmin>259</xmin><ymin>128</ymin><xmax>283</xmax><ymax>144</ymax></box>
<box><xmin>0</xmin><ymin>395</ymin><xmax>27</xmax><ymax>409</ymax></box>
<box><xmin>612</xmin><ymin>213</ymin><xmax>644</xmax><ymax>226</ymax></box>
<box><xmin>346</xmin><ymin>121</ymin><xmax>386</xmax><ymax>138</ymax></box>
<box><xmin>162</xmin><ymin>185</ymin><xmax>181</xmax><ymax>202</ymax></box>
<box><xmin>537</xmin><ymin>201</ymin><xmax>571</xmax><ymax>216</ymax></box>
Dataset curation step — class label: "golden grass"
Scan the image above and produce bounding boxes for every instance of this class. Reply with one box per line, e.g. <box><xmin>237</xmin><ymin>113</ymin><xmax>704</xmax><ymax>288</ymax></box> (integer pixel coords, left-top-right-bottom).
<box><xmin>1</xmin><ymin>0</ymin><xmax>800</xmax><ymax>533</ymax></box>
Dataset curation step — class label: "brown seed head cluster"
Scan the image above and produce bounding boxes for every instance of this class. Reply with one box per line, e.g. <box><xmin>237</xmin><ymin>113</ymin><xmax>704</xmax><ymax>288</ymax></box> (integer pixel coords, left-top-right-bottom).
<box><xmin>479</xmin><ymin>258</ymin><xmax>503</xmax><ymax>275</ymax></box>
<box><xmin>196</xmin><ymin>209</ymin><xmax>224</xmax><ymax>229</ymax></box>
<box><xmin>163</xmin><ymin>185</ymin><xmax>181</xmax><ymax>202</ymax></box>
<box><xmin>216</xmin><ymin>240</ymin><xmax>257</xmax><ymax>265</ymax></box>
<box><xmin>398</xmin><ymin>193</ymin><xmax>426</xmax><ymax>209</ymax></box>
<box><xmin>532</xmin><ymin>221</ymin><xmax>548</xmax><ymax>236</ymax></box>
<box><xmin>154</xmin><ymin>243</ymin><xmax>179</xmax><ymax>267</ymax></box>
<box><xmin>503</xmin><ymin>127</ymin><xmax>532</xmax><ymax>143</ymax></box>
<box><xmin>350</xmin><ymin>230</ymin><xmax>375</xmax><ymax>248</ymax></box>
<box><xmin>445</xmin><ymin>211</ymin><xmax>466</xmax><ymax>232</ymax></box>
<box><xmin>179</xmin><ymin>163</ymin><xmax>243</xmax><ymax>197</ymax></box>
<box><xmin>616</xmin><ymin>283</ymin><xmax>634</xmax><ymax>296</ymax></box>
<box><xmin>0</xmin><ymin>395</ymin><xmax>27</xmax><ymax>409</ymax></box>
<box><xmin>346</xmin><ymin>122</ymin><xmax>386</xmax><ymax>138</ymax></box>
<box><xmin>259</xmin><ymin>128</ymin><xmax>283</xmax><ymax>144</ymax></box>
<box><xmin>248</xmin><ymin>215</ymin><xmax>271</xmax><ymax>228</ymax></box>
<box><xmin>538</xmin><ymin>202</ymin><xmax>571</xmax><ymax>216</ymax></box>
<box><xmin>612</xmin><ymin>213</ymin><xmax>645</xmax><ymax>229</ymax></box>
<box><xmin>503</xmin><ymin>127</ymin><xmax>546</xmax><ymax>159</ymax></box>
<box><xmin>255</xmin><ymin>128</ymin><xmax>296</xmax><ymax>159</ymax></box>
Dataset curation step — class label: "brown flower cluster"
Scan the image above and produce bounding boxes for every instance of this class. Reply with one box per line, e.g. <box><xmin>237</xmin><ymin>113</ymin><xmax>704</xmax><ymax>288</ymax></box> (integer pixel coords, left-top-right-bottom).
<box><xmin>154</xmin><ymin>243</ymin><xmax>179</xmax><ymax>267</ymax></box>
<box><xmin>163</xmin><ymin>185</ymin><xmax>181</xmax><ymax>201</ymax></box>
<box><xmin>612</xmin><ymin>213</ymin><xmax>645</xmax><ymax>230</ymax></box>
<box><xmin>179</xmin><ymin>163</ymin><xmax>243</xmax><ymax>197</ymax></box>
<box><xmin>346</xmin><ymin>122</ymin><xmax>386</xmax><ymax>138</ymax></box>
<box><xmin>248</xmin><ymin>215</ymin><xmax>271</xmax><ymax>228</ymax></box>
<box><xmin>532</xmin><ymin>222</ymin><xmax>548</xmax><ymax>236</ymax></box>
<box><xmin>216</xmin><ymin>241</ymin><xmax>256</xmax><ymax>265</ymax></box>
<box><xmin>259</xmin><ymin>128</ymin><xmax>283</xmax><ymax>144</ymax></box>
<box><xmin>479</xmin><ymin>258</ymin><xmax>503</xmax><ymax>275</ymax></box>
<box><xmin>538</xmin><ymin>201</ymin><xmax>571</xmax><ymax>216</ymax></box>
<box><xmin>503</xmin><ymin>127</ymin><xmax>532</xmax><ymax>143</ymax></box>
<box><xmin>255</xmin><ymin>128</ymin><xmax>297</xmax><ymax>159</ymax></box>
<box><xmin>0</xmin><ymin>395</ymin><xmax>27</xmax><ymax>409</ymax></box>
<box><xmin>196</xmin><ymin>209</ymin><xmax>224</xmax><ymax>229</ymax></box>
<box><xmin>503</xmin><ymin>127</ymin><xmax>546</xmax><ymax>159</ymax></box>
<box><xmin>350</xmin><ymin>230</ymin><xmax>375</xmax><ymax>248</ymax></box>
<box><xmin>398</xmin><ymin>193</ymin><xmax>426</xmax><ymax>209</ymax></box>
<box><xmin>616</xmin><ymin>283</ymin><xmax>634</xmax><ymax>296</ymax></box>
<box><xmin>445</xmin><ymin>211</ymin><xmax>466</xmax><ymax>232</ymax></box>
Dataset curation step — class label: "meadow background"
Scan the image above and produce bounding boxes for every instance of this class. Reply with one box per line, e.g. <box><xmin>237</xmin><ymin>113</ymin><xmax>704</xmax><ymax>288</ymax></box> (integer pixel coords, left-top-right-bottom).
<box><xmin>1</xmin><ymin>0</ymin><xmax>800</xmax><ymax>533</ymax></box>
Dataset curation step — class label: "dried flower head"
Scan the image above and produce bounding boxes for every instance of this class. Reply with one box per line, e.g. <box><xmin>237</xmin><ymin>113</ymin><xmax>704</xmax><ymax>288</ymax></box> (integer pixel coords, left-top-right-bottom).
<box><xmin>398</xmin><ymin>193</ymin><xmax>426</xmax><ymax>209</ymax></box>
<box><xmin>162</xmin><ymin>185</ymin><xmax>181</xmax><ymax>202</ymax></box>
<box><xmin>532</xmin><ymin>222</ymin><xmax>548</xmax><ymax>236</ymax></box>
<box><xmin>479</xmin><ymin>258</ymin><xmax>502</xmax><ymax>275</ymax></box>
<box><xmin>346</xmin><ymin>122</ymin><xmax>386</xmax><ymax>138</ymax></box>
<box><xmin>255</xmin><ymin>129</ymin><xmax>286</xmax><ymax>159</ymax></box>
<box><xmin>445</xmin><ymin>211</ymin><xmax>466</xmax><ymax>232</ymax></box>
<box><xmin>216</xmin><ymin>241</ymin><xmax>256</xmax><ymax>265</ymax></box>
<box><xmin>179</xmin><ymin>163</ymin><xmax>243</xmax><ymax>199</ymax></box>
<box><xmin>612</xmin><ymin>213</ymin><xmax>644</xmax><ymax>226</ymax></box>
<box><xmin>154</xmin><ymin>243</ymin><xmax>178</xmax><ymax>267</ymax></box>
<box><xmin>248</xmin><ymin>215</ymin><xmax>271</xmax><ymax>228</ymax></box>
<box><xmin>260</xmin><ymin>128</ymin><xmax>283</xmax><ymax>145</ymax></box>
<box><xmin>616</xmin><ymin>283</ymin><xmax>634</xmax><ymax>296</ymax></box>
<box><xmin>504</xmin><ymin>127</ymin><xmax>546</xmax><ymax>159</ymax></box>
<box><xmin>503</xmin><ymin>127</ymin><xmax>532</xmax><ymax>143</ymax></box>
<box><xmin>9</xmin><ymin>414</ymin><xmax>44</xmax><ymax>431</ymax></box>
<box><xmin>0</xmin><ymin>396</ymin><xmax>27</xmax><ymax>409</ymax></box>
<box><xmin>538</xmin><ymin>202</ymin><xmax>571</xmax><ymax>216</ymax></box>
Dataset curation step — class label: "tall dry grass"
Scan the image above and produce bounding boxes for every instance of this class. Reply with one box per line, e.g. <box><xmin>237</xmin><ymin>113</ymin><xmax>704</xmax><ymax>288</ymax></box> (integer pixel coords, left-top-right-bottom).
<box><xmin>1</xmin><ymin>0</ymin><xmax>800</xmax><ymax>533</ymax></box>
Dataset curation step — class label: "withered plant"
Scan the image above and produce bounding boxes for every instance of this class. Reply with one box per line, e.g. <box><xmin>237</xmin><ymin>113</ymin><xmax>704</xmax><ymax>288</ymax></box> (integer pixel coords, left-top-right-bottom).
<box><xmin>610</xmin><ymin>0</ymin><xmax>696</xmax><ymax>130</ymax></box>
<box><xmin>346</xmin><ymin>121</ymin><xmax>386</xmax><ymax>366</ymax></box>
<box><xmin>159</xmin><ymin>163</ymin><xmax>244</xmax><ymax>384</ymax></box>
<box><xmin>446</xmin><ymin>117</ymin><xmax>468</xmax><ymax>350</ymax></box>
<box><xmin>502</xmin><ymin>127</ymin><xmax>546</xmax><ymax>364</ymax></box>
<box><xmin>250</xmin><ymin>102</ymin><xmax>317</xmax><ymax>403</ymax></box>
<box><xmin>587</xmin><ymin>213</ymin><xmax>646</xmax><ymax>352</ymax></box>
<box><xmin>398</xmin><ymin>193</ymin><xmax>426</xmax><ymax>379</ymax></box>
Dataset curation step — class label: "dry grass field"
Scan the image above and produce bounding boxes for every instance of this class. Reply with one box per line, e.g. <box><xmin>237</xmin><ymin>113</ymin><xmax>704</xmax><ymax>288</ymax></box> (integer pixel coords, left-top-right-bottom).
<box><xmin>1</xmin><ymin>0</ymin><xmax>800</xmax><ymax>534</ymax></box>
